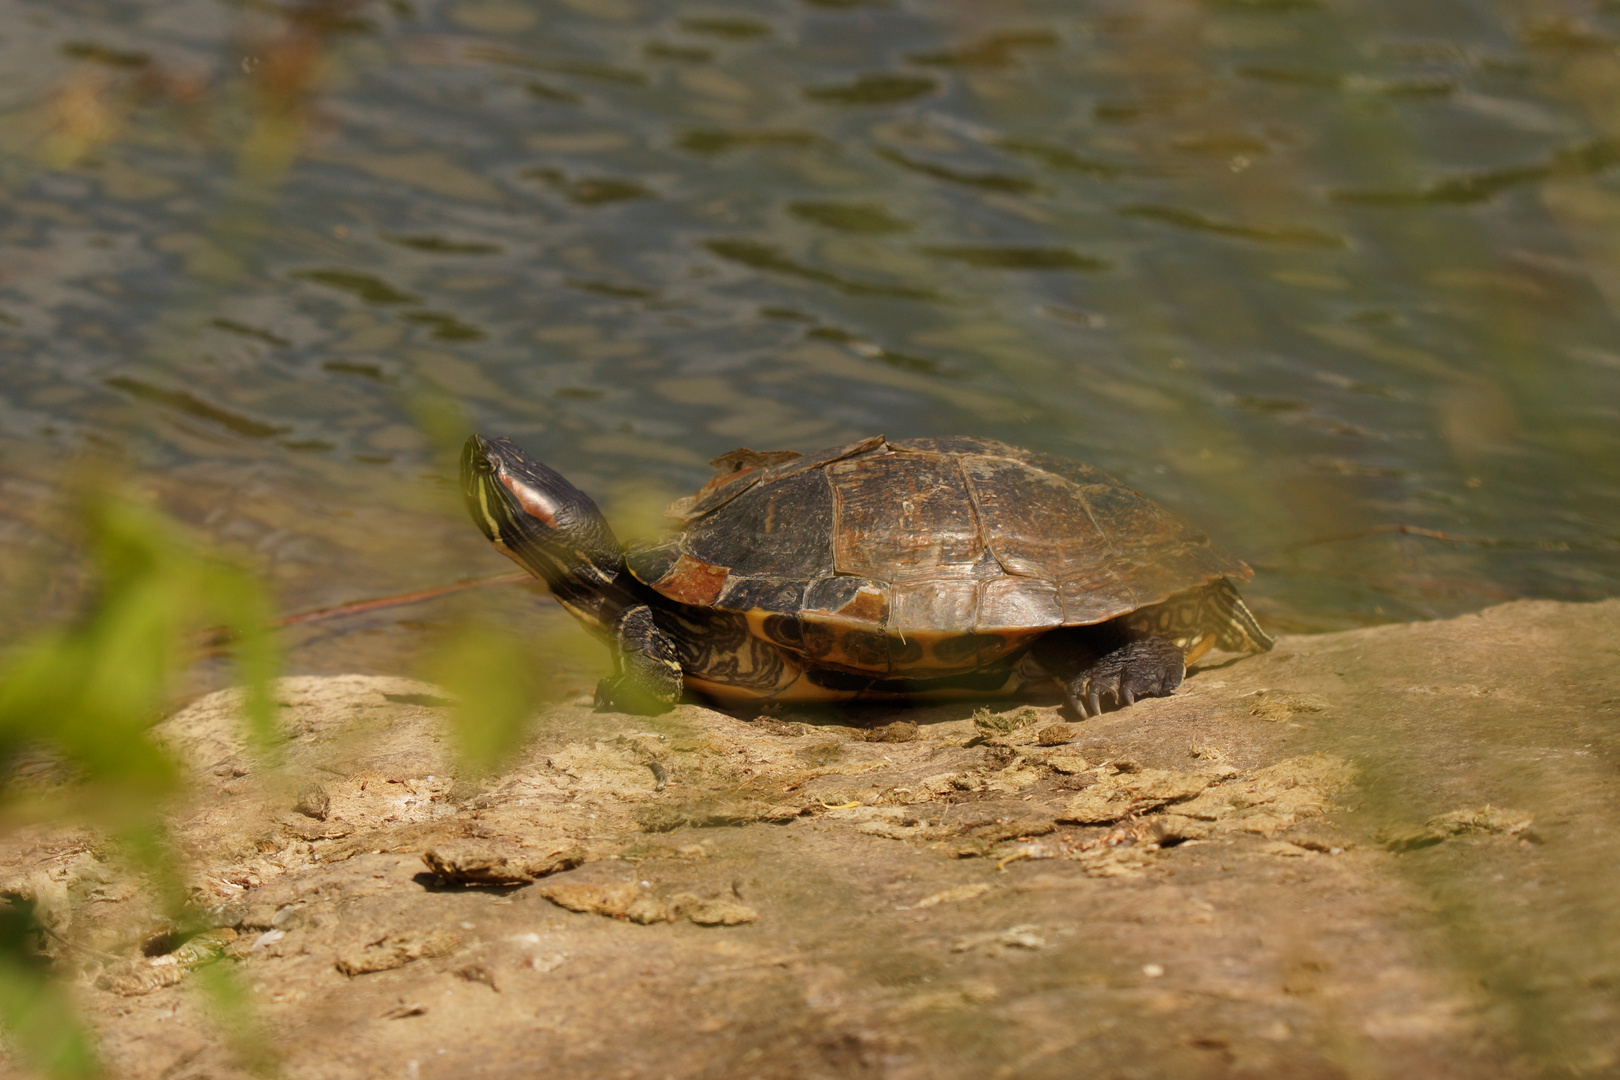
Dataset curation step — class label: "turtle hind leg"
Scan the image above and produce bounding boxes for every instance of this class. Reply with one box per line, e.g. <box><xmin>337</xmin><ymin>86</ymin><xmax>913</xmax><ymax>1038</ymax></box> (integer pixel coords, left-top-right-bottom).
<box><xmin>594</xmin><ymin>604</ymin><xmax>684</xmax><ymax>715</ymax></box>
<box><xmin>1063</xmin><ymin>636</ymin><xmax>1185</xmax><ymax>719</ymax></box>
<box><xmin>1031</xmin><ymin>627</ymin><xmax>1185</xmax><ymax>719</ymax></box>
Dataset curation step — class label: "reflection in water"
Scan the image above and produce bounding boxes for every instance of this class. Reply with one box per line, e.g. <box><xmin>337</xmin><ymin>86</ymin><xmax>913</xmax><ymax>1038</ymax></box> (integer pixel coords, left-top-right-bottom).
<box><xmin>1118</xmin><ymin>203</ymin><xmax>1347</xmax><ymax>248</ymax></box>
<box><xmin>875</xmin><ymin>145</ymin><xmax>1042</xmax><ymax>193</ymax></box>
<box><xmin>1333</xmin><ymin>136</ymin><xmax>1620</xmax><ymax>205</ymax></box>
<box><xmin>788</xmin><ymin>200</ymin><xmax>911</xmax><ymax>233</ymax></box>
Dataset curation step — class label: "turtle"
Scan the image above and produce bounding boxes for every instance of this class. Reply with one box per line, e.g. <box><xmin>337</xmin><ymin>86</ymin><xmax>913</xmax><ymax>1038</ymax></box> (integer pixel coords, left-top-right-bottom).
<box><xmin>461</xmin><ymin>433</ymin><xmax>1273</xmax><ymax>718</ymax></box>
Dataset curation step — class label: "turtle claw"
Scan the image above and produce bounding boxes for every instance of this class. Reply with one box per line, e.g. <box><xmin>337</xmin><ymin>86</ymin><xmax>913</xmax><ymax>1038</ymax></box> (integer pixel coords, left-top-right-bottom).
<box><xmin>1064</xmin><ymin>637</ymin><xmax>1186</xmax><ymax>721</ymax></box>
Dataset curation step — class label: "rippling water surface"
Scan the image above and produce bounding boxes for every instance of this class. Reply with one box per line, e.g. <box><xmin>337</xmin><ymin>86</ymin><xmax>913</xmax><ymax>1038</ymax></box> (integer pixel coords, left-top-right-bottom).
<box><xmin>3</xmin><ymin>0</ymin><xmax>1619</xmax><ymax>685</ymax></box>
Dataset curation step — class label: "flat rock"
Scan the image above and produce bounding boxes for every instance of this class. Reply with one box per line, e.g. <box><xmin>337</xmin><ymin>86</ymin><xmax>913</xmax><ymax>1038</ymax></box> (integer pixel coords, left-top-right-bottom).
<box><xmin>4</xmin><ymin>598</ymin><xmax>1619</xmax><ymax>1079</ymax></box>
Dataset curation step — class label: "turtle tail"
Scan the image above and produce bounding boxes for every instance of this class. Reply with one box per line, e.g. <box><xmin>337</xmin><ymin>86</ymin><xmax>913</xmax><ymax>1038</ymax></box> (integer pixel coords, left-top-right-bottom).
<box><xmin>1206</xmin><ymin>578</ymin><xmax>1275</xmax><ymax>654</ymax></box>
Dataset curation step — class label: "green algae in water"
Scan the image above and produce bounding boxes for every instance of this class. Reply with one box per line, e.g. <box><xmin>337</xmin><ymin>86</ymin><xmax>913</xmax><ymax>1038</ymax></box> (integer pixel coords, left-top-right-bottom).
<box><xmin>804</xmin><ymin>74</ymin><xmax>938</xmax><ymax>105</ymax></box>
<box><xmin>291</xmin><ymin>270</ymin><xmax>420</xmax><ymax>305</ymax></box>
<box><xmin>787</xmin><ymin>202</ymin><xmax>912</xmax><ymax>234</ymax></box>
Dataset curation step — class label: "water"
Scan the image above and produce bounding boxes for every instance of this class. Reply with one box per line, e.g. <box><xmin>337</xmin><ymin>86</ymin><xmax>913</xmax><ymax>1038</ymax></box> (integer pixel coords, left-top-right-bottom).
<box><xmin>2</xmin><ymin>0</ymin><xmax>1619</xmax><ymax>685</ymax></box>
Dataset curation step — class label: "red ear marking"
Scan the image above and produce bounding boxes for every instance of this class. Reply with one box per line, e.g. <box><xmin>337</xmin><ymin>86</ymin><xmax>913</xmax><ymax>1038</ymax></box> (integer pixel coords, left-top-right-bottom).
<box><xmin>500</xmin><ymin>472</ymin><xmax>560</xmax><ymax>527</ymax></box>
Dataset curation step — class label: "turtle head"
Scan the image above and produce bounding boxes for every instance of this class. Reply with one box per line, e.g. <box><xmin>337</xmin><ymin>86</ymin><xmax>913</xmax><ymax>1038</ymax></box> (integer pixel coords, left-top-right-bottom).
<box><xmin>461</xmin><ymin>435</ymin><xmax>626</xmax><ymax>614</ymax></box>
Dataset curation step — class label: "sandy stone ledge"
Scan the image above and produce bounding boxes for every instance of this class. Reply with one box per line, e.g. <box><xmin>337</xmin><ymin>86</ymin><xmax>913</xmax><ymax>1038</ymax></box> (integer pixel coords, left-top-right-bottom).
<box><xmin>4</xmin><ymin>598</ymin><xmax>1620</xmax><ymax>1079</ymax></box>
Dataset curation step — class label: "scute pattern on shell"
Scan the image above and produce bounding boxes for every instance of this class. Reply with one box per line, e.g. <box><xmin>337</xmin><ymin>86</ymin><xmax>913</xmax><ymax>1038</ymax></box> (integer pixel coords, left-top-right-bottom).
<box><xmin>625</xmin><ymin>436</ymin><xmax>1249</xmax><ymax>675</ymax></box>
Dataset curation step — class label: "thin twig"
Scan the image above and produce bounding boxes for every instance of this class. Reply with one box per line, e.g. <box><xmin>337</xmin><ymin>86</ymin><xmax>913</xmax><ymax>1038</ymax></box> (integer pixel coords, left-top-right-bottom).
<box><xmin>271</xmin><ymin>571</ymin><xmax>534</xmax><ymax>628</ymax></box>
<box><xmin>1287</xmin><ymin>524</ymin><xmax>1574</xmax><ymax>551</ymax></box>
<box><xmin>194</xmin><ymin>570</ymin><xmax>534</xmax><ymax>650</ymax></box>
<box><xmin>41</xmin><ymin>922</ymin><xmax>124</xmax><ymax>964</ymax></box>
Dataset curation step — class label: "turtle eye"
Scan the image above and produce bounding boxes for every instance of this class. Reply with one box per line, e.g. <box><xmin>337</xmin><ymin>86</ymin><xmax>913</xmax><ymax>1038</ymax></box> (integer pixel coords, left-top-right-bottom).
<box><xmin>462</xmin><ymin>435</ymin><xmax>500</xmax><ymax>477</ymax></box>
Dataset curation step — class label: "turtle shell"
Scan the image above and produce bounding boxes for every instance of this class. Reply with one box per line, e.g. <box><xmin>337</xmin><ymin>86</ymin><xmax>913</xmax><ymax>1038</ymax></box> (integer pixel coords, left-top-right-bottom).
<box><xmin>625</xmin><ymin>436</ymin><xmax>1249</xmax><ymax>677</ymax></box>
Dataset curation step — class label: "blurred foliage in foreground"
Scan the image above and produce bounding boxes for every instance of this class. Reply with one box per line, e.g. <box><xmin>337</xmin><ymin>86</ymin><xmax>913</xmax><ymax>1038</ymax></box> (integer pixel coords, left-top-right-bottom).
<box><xmin>0</xmin><ymin>492</ymin><xmax>280</xmax><ymax>1077</ymax></box>
<box><xmin>0</xmin><ymin>498</ymin><xmax>280</xmax><ymax>819</ymax></box>
<box><xmin>0</xmin><ymin>475</ymin><xmax>558</xmax><ymax>1077</ymax></box>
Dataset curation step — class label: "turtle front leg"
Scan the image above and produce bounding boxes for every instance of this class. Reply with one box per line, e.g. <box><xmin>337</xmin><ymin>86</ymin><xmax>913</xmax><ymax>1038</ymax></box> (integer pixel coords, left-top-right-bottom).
<box><xmin>1033</xmin><ymin>628</ymin><xmax>1185</xmax><ymax>719</ymax></box>
<box><xmin>594</xmin><ymin>604</ymin><xmax>685</xmax><ymax>715</ymax></box>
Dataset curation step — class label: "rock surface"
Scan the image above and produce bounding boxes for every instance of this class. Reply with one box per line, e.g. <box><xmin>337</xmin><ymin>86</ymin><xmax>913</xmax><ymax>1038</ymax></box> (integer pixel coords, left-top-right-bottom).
<box><xmin>4</xmin><ymin>598</ymin><xmax>1620</xmax><ymax>1079</ymax></box>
